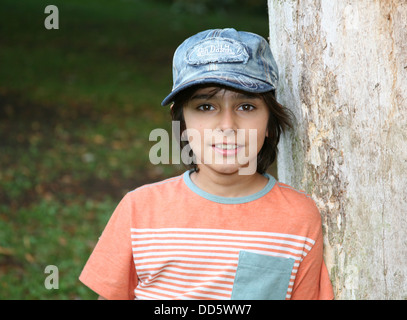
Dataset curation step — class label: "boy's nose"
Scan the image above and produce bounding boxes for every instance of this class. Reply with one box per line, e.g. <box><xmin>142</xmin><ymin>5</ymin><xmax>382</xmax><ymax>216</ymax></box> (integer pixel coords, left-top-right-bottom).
<box><xmin>216</xmin><ymin>109</ymin><xmax>237</xmax><ymax>134</ymax></box>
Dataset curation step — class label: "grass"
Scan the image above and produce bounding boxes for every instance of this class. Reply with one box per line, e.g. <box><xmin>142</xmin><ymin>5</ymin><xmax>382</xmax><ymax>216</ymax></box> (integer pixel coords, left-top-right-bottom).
<box><xmin>0</xmin><ymin>0</ymin><xmax>270</xmax><ymax>299</ymax></box>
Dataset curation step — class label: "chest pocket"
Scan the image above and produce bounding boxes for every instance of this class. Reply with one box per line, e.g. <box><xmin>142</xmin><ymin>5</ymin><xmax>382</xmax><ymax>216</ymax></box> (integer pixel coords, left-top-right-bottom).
<box><xmin>231</xmin><ymin>251</ymin><xmax>295</xmax><ymax>300</ymax></box>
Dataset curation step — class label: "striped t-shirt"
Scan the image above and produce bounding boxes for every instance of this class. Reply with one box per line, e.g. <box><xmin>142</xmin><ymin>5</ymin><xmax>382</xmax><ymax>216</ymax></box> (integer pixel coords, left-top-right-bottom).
<box><xmin>79</xmin><ymin>170</ymin><xmax>333</xmax><ymax>300</ymax></box>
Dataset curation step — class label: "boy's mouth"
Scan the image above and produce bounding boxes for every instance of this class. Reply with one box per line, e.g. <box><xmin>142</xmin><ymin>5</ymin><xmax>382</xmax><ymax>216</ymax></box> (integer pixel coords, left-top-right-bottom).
<box><xmin>213</xmin><ymin>144</ymin><xmax>239</xmax><ymax>150</ymax></box>
<box><xmin>211</xmin><ymin>143</ymin><xmax>243</xmax><ymax>156</ymax></box>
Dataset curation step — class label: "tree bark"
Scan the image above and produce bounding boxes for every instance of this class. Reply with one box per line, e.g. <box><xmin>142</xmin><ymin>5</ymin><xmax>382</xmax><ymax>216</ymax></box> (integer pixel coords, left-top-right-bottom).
<box><xmin>268</xmin><ymin>0</ymin><xmax>407</xmax><ymax>299</ymax></box>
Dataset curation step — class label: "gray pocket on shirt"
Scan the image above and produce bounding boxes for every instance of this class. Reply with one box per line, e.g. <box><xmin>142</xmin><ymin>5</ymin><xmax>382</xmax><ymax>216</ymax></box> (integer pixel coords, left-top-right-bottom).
<box><xmin>231</xmin><ymin>251</ymin><xmax>295</xmax><ymax>300</ymax></box>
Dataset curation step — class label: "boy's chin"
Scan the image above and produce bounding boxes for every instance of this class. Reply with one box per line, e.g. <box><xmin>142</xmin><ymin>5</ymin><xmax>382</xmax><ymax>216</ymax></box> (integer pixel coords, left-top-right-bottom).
<box><xmin>198</xmin><ymin>163</ymin><xmax>255</xmax><ymax>176</ymax></box>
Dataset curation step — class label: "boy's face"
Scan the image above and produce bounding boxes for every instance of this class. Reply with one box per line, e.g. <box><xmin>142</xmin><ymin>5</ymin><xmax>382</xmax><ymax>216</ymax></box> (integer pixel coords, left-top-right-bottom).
<box><xmin>182</xmin><ymin>86</ymin><xmax>269</xmax><ymax>175</ymax></box>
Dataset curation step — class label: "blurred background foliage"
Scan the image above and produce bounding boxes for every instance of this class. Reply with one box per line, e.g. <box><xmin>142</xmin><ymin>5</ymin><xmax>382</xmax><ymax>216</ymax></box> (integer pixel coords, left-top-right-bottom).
<box><xmin>159</xmin><ymin>0</ymin><xmax>267</xmax><ymax>15</ymax></box>
<box><xmin>0</xmin><ymin>0</ymin><xmax>271</xmax><ymax>299</ymax></box>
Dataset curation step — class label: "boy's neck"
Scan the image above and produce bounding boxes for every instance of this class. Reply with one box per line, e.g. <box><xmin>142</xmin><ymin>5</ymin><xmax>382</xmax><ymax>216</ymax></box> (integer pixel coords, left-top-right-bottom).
<box><xmin>190</xmin><ymin>167</ymin><xmax>269</xmax><ymax>198</ymax></box>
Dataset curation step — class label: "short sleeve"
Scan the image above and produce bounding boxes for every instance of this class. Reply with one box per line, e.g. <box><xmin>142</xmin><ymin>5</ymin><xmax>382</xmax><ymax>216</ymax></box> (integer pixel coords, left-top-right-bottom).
<box><xmin>290</xmin><ymin>223</ymin><xmax>334</xmax><ymax>300</ymax></box>
<box><xmin>79</xmin><ymin>194</ymin><xmax>137</xmax><ymax>300</ymax></box>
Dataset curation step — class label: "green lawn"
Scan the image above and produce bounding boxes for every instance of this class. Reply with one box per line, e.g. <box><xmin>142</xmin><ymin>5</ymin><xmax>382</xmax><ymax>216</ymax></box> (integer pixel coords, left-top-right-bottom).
<box><xmin>0</xmin><ymin>0</ymin><xmax>270</xmax><ymax>299</ymax></box>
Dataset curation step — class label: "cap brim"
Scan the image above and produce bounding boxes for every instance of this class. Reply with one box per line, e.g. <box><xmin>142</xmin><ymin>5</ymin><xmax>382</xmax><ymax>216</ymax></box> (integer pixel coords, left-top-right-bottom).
<box><xmin>161</xmin><ymin>73</ymin><xmax>275</xmax><ymax>106</ymax></box>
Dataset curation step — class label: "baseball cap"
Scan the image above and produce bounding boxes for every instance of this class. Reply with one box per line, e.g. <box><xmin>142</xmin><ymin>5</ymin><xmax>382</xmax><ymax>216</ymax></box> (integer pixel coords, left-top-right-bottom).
<box><xmin>161</xmin><ymin>28</ymin><xmax>279</xmax><ymax>106</ymax></box>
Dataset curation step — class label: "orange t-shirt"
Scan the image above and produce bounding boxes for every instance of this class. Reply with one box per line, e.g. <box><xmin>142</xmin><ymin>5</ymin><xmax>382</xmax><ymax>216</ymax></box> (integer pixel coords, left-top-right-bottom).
<box><xmin>79</xmin><ymin>171</ymin><xmax>334</xmax><ymax>300</ymax></box>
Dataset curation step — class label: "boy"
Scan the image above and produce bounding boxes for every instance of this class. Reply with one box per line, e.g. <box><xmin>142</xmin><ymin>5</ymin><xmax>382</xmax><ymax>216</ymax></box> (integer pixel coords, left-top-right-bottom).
<box><xmin>79</xmin><ymin>28</ymin><xmax>334</xmax><ymax>300</ymax></box>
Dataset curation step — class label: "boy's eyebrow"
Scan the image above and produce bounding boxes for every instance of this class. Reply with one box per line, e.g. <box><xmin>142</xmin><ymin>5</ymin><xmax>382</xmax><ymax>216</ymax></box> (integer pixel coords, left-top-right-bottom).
<box><xmin>234</xmin><ymin>92</ymin><xmax>261</xmax><ymax>99</ymax></box>
<box><xmin>190</xmin><ymin>91</ymin><xmax>260</xmax><ymax>101</ymax></box>
<box><xmin>190</xmin><ymin>93</ymin><xmax>214</xmax><ymax>100</ymax></box>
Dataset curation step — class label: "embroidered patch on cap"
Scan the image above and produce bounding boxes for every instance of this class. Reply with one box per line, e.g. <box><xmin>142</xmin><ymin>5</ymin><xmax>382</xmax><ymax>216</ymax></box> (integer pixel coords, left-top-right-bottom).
<box><xmin>186</xmin><ymin>37</ymin><xmax>249</xmax><ymax>65</ymax></box>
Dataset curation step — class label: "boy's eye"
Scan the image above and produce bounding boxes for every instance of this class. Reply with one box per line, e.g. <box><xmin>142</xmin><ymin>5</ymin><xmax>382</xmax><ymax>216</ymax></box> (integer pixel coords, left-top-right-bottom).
<box><xmin>197</xmin><ymin>104</ymin><xmax>215</xmax><ymax>111</ymax></box>
<box><xmin>238</xmin><ymin>104</ymin><xmax>255</xmax><ymax>111</ymax></box>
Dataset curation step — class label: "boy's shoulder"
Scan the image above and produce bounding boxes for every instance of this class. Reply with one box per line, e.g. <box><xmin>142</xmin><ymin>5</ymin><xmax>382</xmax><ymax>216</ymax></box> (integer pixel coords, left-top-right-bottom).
<box><xmin>273</xmin><ymin>180</ymin><xmax>321</xmax><ymax>221</ymax></box>
<box><xmin>274</xmin><ymin>181</ymin><xmax>314</xmax><ymax>201</ymax></box>
<box><xmin>127</xmin><ymin>173</ymin><xmax>184</xmax><ymax>197</ymax></box>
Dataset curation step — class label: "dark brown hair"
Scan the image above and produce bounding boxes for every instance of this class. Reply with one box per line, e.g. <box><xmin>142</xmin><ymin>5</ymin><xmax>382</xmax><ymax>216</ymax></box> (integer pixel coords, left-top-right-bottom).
<box><xmin>170</xmin><ymin>84</ymin><xmax>294</xmax><ymax>174</ymax></box>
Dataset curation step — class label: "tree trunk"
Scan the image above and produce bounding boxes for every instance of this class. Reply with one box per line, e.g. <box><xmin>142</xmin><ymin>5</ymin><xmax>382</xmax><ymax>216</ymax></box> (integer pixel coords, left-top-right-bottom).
<box><xmin>268</xmin><ymin>0</ymin><xmax>407</xmax><ymax>299</ymax></box>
